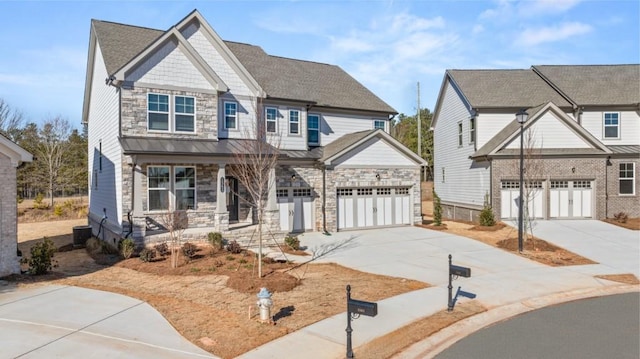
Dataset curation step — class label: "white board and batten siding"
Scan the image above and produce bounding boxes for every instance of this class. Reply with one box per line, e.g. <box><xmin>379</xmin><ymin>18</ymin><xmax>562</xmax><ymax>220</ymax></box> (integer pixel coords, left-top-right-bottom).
<box><xmin>580</xmin><ymin>110</ymin><xmax>640</xmax><ymax>146</ymax></box>
<box><xmin>87</xmin><ymin>42</ymin><xmax>122</xmax><ymax>224</ymax></box>
<box><xmin>505</xmin><ymin>111</ymin><xmax>592</xmax><ymax>149</ymax></box>
<box><xmin>434</xmin><ymin>81</ymin><xmax>490</xmax><ymax>209</ymax></box>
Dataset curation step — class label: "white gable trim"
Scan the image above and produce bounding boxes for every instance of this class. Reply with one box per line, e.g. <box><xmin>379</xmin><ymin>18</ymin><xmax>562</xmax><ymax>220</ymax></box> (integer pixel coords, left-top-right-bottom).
<box><xmin>82</xmin><ymin>28</ymin><xmax>98</xmax><ymax>124</ymax></box>
<box><xmin>324</xmin><ymin>129</ymin><xmax>426</xmax><ymax>166</ymax></box>
<box><xmin>432</xmin><ymin>72</ymin><xmax>474</xmax><ymax>130</ymax></box>
<box><xmin>176</xmin><ymin>11</ymin><xmax>263</xmax><ymax>97</ymax></box>
<box><xmin>0</xmin><ymin>135</ymin><xmax>33</xmax><ymax>167</ymax></box>
<box><xmin>491</xmin><ymin>102</ymin><xmax>611</xmax><ymax>156</ymax></box>
<box><xmin>113</xmin><ymin>27</ymin><xmax>228</xmax><ymax>92</ymax></box>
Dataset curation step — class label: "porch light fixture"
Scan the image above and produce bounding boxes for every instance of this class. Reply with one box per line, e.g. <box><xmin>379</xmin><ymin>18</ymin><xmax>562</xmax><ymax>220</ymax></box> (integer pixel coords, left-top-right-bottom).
<box><xmin>291</xmin><ymin>174</ymin><xmax>296</xmax><ymax>181</ymax></box>
<box><xmin>375</xmin><ymin>173</ymin><xmax>380</xmax><ymax>180</ymax></box>
<box><xmin>516</xmin><ymin>109</ymin><xmax>528</xmax><ymax>253</ymax></box>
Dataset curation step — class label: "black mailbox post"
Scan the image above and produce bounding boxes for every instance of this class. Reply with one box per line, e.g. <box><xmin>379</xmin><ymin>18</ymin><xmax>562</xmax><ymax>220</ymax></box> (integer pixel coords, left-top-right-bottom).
<box><xmin>346</xmin><ymin>285</ymin><xmax>377</xmax><ymax>358</ymax></box>
<box><xmin>448</xmin><ymin>254</ymin><xmax>472</xmax><ymax>311</ymax></box>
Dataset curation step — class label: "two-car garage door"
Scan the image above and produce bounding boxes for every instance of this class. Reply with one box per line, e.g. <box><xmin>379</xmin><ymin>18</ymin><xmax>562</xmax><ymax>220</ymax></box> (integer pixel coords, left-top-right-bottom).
<box><xmin>500</xmin><ymin>180</ymin><xmax>593</xmax><ymax>219</ymax></box>
<box><xmin>337</xmin><ymin>187</ymin><xmax>411</xmax><ymax>230</ymax></box>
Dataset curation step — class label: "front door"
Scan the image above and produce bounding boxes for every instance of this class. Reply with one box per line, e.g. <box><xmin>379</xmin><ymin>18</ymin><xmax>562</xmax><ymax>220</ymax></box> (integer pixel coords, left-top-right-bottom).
<box><xmin>226</xmin><ymin>177</ymin><xmax>238</xmax><ymax>221</ymax></box>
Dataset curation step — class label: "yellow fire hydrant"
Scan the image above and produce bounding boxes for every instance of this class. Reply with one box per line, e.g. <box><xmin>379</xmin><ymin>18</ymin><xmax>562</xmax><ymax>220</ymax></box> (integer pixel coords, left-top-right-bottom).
<box><xmin>256</xmin><ymin>287</ymin><xmax>273</xmax><ymax>323</ymax></box>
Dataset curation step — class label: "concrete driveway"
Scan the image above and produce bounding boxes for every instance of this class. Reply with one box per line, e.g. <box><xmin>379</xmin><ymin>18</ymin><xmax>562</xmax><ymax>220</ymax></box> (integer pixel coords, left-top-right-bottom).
<box><xmin>0</xmin><ymin>284</ymin><xmax>217</xmax><ymax>358</ymax></box>
<box><xmin>523</xmin><ymin>220</ymin><xmax>640</xmax><ymax>277</ymax></box>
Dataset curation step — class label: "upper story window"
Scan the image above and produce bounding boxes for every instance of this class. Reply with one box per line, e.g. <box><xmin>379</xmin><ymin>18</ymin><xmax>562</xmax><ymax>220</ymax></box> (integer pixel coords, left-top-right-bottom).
<box><xmin>265</xmin><ymin>107</ymin><xmax>278</xmax><ymax>133</ymax></box>
<box><xmin>603</xmin><ymin>112</ymin><xmax>619</xmax><ymax>139</ymax></box>
<box><xmin>175</xmin><ymin>96</ymin><xmax>195</xmax><ymax>132</ymax></box>
<box><xmin>619</xmin><ymin>162</ymin><xmax>635</xmax><ymax>195</ymax></box>
<box><xmin>175</xmin><ymin>166</ymin><xmax>196</xmax><ymax>210</ymax></box>
<box><xmin>148</xmin><ymin>166</ymin><xmax>170</xmax><ymax>211</ymax></box>
<box><xmin>457</xmin><ymin>122</ymin><xmax>463</xmax><ymax>146</ymax></box>
<box><xmin>308</xmin><ymin>114</ymin><xmax>320</xmax><ymax>146</ymax></box>
<box><xmin>469</xmin><ymin>117</ymin><xmax>475</xmax><ymax>144</ymax></box>
<box><xmin>373</xmin><ymin>120</ymin><xmax>386</xmax><ymax>130</ymax></box>
<box><xmin>224</xmin><ymin>101</ymin><xmax>237</xmax><ymax>130</ymax></box>
<box><xmin>289</xmin><ymin>109</ymin><xmax>300</xmax><ymax>135</ymax></box>
<box><xmin>148</xmin><ymin>94</ymin><xmax>169</xmax><ymax>131</ymax></box>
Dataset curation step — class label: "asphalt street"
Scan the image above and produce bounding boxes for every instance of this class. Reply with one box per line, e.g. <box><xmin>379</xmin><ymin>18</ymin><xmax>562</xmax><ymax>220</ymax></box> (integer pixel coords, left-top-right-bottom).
<box><xmin>436</xmin><ymin>293</ymin><xmax>640</xmax><ymax>359</ymax></box>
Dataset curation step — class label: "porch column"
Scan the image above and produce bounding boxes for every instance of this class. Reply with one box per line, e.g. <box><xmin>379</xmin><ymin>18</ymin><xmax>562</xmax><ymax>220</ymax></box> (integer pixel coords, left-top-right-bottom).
<box><xmin>267</xmin><ymin>167</ymin><xmax>277</xmax><ymax>211</ymax></box>
<box><xmin>216</xmin><ymin>163</ymin><xmax>229</xmax><ymax>232</ymax></box>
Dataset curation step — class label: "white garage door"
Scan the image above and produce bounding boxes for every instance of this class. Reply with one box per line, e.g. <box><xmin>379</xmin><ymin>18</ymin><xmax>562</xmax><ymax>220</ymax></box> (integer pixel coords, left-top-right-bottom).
<box><xmin>337</xmin><ymin>187</ymin><xmax>411</xmax><ymax>230</ymax></box>
<box><xmin>549</xmin><ymin>180</ymin><xmax>592</xmax><ymax>218</ymax></box>
<box><xmin>500</xmin><ymin>181</ymin><xmax>544</xmax><ymax>219</ymax></box>
<box><xmin>278</xmin><ymin>188</ymin><xmax>314</xmax><ymax>233</ymax></box>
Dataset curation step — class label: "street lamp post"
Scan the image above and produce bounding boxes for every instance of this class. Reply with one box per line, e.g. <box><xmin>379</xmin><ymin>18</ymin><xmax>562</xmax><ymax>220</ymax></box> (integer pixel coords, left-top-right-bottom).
<box><xmin>516</xmin><ymin>109</ymin><xmax>529</xmax><ymax>253</ymax></box>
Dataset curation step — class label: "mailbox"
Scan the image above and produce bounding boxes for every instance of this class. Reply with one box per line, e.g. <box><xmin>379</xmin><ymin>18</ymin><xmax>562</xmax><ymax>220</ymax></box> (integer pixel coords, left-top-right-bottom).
<box><xmin>348</xmin><ymin>298</ymin><xmax>378</xmax><ymax>317</ymax></box>
<box><xmin>450</xmin><ymin>264</ymin><xmax>471</xmax><ymax>278</ymax></box>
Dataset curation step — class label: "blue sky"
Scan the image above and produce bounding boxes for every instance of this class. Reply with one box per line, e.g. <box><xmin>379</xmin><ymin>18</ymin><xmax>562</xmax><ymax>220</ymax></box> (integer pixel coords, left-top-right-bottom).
<box><xmin>0</xmin><ymin>0</ymin><xmax>638</xmax><ymax>130</ymax></box>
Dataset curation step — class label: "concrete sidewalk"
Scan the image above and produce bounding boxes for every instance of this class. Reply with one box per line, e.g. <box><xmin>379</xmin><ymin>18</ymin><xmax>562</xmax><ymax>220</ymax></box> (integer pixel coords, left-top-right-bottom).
<box><xmin>240</xmin><ymin>225</ymin><xmax>639</xmax><ymax>359</ymax></box>
<box><xmin>0</xmin><ymin>284</ymin><xmax>217</xmax><ymax>359</ymax></box>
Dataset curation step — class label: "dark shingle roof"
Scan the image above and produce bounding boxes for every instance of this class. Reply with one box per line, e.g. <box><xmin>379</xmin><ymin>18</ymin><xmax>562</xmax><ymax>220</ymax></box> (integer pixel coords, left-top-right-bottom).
<box><xmin>448</xmin><ymin>69</ymin><xmax>572</xmax><ymax>108</ymax></box>
<box><xmin>533</xmin><ymin>65</ymin><xmax>640</xmax><ymax>106</ymax></box>
<box><xmin>91</xmin><ymin>18</ymin><xmax>395</xmax><ymax>114</ymax></box>
<box><xmin>92</xmin><ymin>20</ymin><xmax>163</xmax><ymax>75</ymax></box>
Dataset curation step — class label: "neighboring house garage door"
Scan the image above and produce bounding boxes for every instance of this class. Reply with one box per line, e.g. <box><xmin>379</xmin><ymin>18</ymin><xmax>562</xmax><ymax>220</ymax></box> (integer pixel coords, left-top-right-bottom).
<box><xmin>500</xmin><ymin>181</ymin><xmax>544</xmax><ymax>219</ymax></box>
<box><xmin>337</xmin><ymin>187</ymin><xmax>411</xmax><ymax>230</ymax></box>
<box><xmin>549</xmin><ymin>180</ymin><xmax>592</xmax><ymax>218</ymax></box>
<box><xmin>278</xmin><ymin>188</ymin><xmax>314</xmax><ymax>233</ymax></box>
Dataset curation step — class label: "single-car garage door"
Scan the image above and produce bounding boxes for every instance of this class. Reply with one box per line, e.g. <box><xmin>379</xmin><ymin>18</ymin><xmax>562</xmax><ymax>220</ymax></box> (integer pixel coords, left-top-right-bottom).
<box><xmin>500</xmin><ymin>181</ymin><xmax>544</xmax><ymax>219</ymax></box>
<box><xmin>549</xmin><ymin>180</ymin><xmax>592</xmax><ymax>218</ymax></box>
<box><xmin>337</xmin><ymin>187</ymin><xmax>411</xmax><ymax>230</ymax></box>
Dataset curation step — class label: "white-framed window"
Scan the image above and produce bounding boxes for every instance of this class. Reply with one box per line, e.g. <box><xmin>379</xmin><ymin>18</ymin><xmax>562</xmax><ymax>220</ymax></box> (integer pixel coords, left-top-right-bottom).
<box><xmin>457</xmin><ymin>122</ymin><xmax>463</xmax><ymax>146</ymax></box>
<box><xmin>441</xmin><ymin>167</ymin><xmax>445</xmax><ymax>183</ymax></box>
<box><xmin>619</xmin><ymin>162</ymin><xmax>635</xmax><ymax>195</ymax></box>
<box><xmin>603</xmin><ymin>112</ymin><xmax>619</xmax><ymax>139</ymax></box>
<box><xmin>265</xmin><ymin>107</ymin><xmax>278</xmax><ymax>133</ymax></box>
<box><xmin>148</xmin><ymin>166</ymin><xmax>170</xmax><ymax>211</ymax></box>
<box><xmin>308</xmin><ymin>114</ymin><xmax>320</xmax><ymax>145</ymax></box>
<box><xmin>373</xmin><ymin>119</ymin><xmax>385</xmax><ymax>130</ymax></box>
<box><xmin>148</xmin><ymin>93</ymin><xmax>169</xmax><ymax>131</ymax></box>
<box><xmin>175</xmin><ymin>96</ymin><xmax>195</xmax><ymax>132</ymax></box>
<box><xmin>175</xmin><ymin>166</ymin><xmax>196</xmax><ymax>210</ymax></box>
<box><xmin>289</xmin><ymin>109</ymin><xmax>300</xmax><ymax>135</ymax></box>
<box><xmin>224</xmin><ymin>101</ymin><xmax>238</xmax><ymax>130</ymax></box>
<box><xmin>469</xmin><ymin>117</ymin><xmax>475</xmax><ymax>144</ymax></box>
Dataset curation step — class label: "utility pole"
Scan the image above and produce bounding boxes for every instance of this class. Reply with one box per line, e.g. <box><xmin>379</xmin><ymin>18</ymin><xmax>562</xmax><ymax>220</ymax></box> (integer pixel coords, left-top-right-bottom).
<box><xmin>417</xmin><ymin>82</ymin><xmax>421</xmax><ymax>158</ymax></box>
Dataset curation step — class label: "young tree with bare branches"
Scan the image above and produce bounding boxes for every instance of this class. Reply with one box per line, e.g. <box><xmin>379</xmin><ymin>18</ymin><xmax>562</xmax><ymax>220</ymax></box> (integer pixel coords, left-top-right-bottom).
<box><xmin>35</xmin><ymin>117</ymin><xmax>72</xmax><ymax>207</ymax></box>
<box><xmin>229</xmin><ymin>99</ymin><xmax>281</xmax><ymax>278</ymax></box>
<box><xmin>159</xmin><ymin>210</ymin><xmax>188</xmax><ymax>268</ymax></box>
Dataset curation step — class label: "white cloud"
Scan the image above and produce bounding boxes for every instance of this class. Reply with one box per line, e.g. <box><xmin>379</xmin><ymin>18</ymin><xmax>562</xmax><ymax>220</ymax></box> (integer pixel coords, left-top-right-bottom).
<box><xmin>472</xmin><ymin>24</ymin><xmax>485</xmax><ymax>35</ymax></box>
<box><xmin>519</xmin><ymin>0</ymin><xmax>582</xmax><ymax>16</ymax></box>
<box><xmin>517</xmin><ymin>22</ymin><xmax>592</xmax><ymax>46</ymax></box>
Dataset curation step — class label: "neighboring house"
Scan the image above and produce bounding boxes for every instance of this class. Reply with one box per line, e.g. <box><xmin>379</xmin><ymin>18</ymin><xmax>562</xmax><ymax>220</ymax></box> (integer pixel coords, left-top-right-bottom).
<box><xmin>82</xmin><ymin>10</ymin><xmax>425</xmax><ymax>245</ymax></box>
<box><xmin>0</xmin><ymin>134</ymin><xmax>32</xmax><ymax>277</ymax></box>
<box><xmin>433</xmin><ymin>65</ymin><xmax>640</xmax><ymax>221</ymax></box>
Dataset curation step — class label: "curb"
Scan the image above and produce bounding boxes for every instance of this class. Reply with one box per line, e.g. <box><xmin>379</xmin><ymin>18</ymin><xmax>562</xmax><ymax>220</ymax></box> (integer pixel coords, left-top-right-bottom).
<box><xmin>393</xmin><ymin>284</ymin><xmax>640</xmax><ymax>359</ymax></box>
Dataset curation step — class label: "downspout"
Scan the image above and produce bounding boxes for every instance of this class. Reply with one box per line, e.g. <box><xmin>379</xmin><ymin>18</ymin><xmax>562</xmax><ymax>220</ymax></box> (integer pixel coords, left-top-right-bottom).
<box><xmin>605</xmin><ymin>156</ymin><xmax>612</xmax><ymax>218</ymax></box>
<box><xmin>124</xmin><ymin>160</ymin><xmax>135</xmax><ymax>238</ymax></box>
<box><xmin>322</xmin><ymin>165</ymin><xmax>331</xmax><ymax>235</ymax></box>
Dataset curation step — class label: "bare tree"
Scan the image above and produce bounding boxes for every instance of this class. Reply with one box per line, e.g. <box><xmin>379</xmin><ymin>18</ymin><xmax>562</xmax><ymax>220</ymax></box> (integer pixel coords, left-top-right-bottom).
<box><xmin>514</xmin><ymin>127</ymin><xmax>545</xmax><ymax>249</ymax></box>
<box><xmin>159</xmin><ymin>210</ymin><xmax>188</xmax><ymax>268</ymax></box>
<box><xmin>0</xmin><ymin>98</ymin><xmax>25</xmax><ymax>142</ymax></box>
<box><xmin>34</xmin><ymin>117</ymin><xmax>72</xmax><ymax>207</ymax></box>
<box><xmin>229</xmin><ymin>98</ymin><xmax>281</xmax><ymax>277</ymax></box>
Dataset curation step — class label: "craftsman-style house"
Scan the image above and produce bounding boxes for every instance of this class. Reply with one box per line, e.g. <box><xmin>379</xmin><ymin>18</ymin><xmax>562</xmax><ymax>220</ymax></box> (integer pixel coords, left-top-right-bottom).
<box><xmin>432</xmin><ymin>65</ymin><xmax>639</xmax><ymax>221</ymax></box>
<box><xmin>82</xmin><ymin>10</ymin><xmax>425</xmax><ymax>244</ymax></box>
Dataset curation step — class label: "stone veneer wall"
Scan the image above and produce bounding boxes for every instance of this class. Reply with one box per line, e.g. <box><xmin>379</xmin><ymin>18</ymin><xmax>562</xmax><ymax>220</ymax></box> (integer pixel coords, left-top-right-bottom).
<box><xmin>0</xmin><ymin>154</ymin><xmax>19</xmax><ymax>277</ymax></box>
<box><xmin>325</xmin><ymin>167</ymin><xmax>421</xmax><ymax>232</ymax></box>
<box><xmin>120</xmin><ymin>87</ymin><xmax>217</xmax><ymax>139</ymax></box>
<box><xmin>276</xmin><ymin>165</ymin><xmax>323</xmax><ymax>231</ymax></box>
